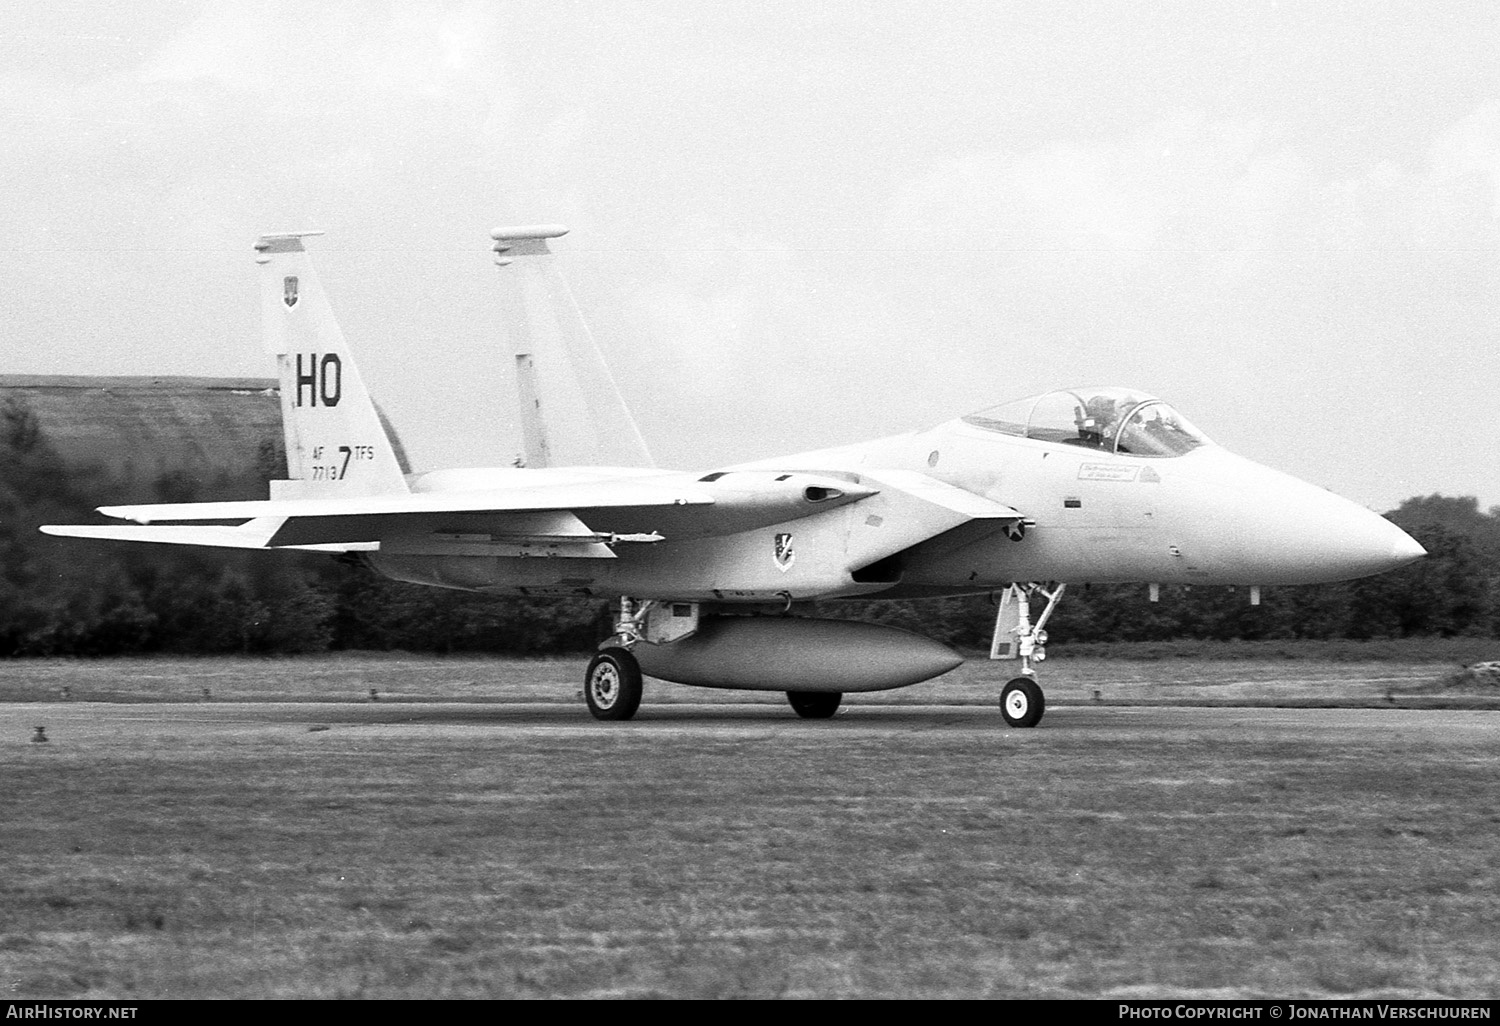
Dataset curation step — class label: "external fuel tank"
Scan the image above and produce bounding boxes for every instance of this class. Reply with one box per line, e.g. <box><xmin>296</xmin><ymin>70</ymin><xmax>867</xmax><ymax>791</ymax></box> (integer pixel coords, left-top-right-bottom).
<box><xmin>630</xmin><ymin>616</ymin><xmax>964</xmax><ymax>692</ymax></box>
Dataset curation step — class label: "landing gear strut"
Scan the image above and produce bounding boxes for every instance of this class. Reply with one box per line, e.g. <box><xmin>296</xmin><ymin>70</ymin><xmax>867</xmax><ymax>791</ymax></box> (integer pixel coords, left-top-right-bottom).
<box><xmin>991</xmin><ymin>582</ymin><xmax>1067</xmax><ymax>728</ymax></box>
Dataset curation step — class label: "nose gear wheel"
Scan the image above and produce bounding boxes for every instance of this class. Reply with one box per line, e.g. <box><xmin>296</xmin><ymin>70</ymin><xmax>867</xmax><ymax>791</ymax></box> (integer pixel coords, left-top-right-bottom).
<box><xmin>1000</xmin><ymin>676</ymin><xmax>1045</xmax><ymax>728</ymax></box>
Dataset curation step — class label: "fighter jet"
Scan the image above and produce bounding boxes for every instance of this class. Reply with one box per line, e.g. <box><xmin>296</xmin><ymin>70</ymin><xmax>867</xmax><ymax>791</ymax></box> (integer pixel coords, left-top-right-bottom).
<box><xmin>42</xmin><ymin>228</ymin><xmax>1425</xmax><ymax>726</ymax></box>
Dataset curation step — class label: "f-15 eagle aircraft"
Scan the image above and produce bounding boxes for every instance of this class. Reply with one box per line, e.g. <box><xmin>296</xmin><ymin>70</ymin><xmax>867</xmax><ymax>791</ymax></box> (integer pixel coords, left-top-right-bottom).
<box><xmin>43</xmin><ymin>227</ymin><xmax>1425</xmax><ymax>726</ymax></box>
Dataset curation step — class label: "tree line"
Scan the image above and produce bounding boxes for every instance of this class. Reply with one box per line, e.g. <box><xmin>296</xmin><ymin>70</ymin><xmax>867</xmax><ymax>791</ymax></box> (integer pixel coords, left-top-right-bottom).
<box><xmin>1</xmin><ymin>395</ymin><xmax>1495</xmax><ymax>657</ymax></box>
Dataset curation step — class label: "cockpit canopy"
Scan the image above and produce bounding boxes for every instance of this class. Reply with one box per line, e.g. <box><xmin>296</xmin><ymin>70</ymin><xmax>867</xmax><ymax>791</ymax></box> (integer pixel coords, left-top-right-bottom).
<box><xmin>962</xmin><ymin>387</ymin><xmax>1211</xmax><ymax>458</ymax></box>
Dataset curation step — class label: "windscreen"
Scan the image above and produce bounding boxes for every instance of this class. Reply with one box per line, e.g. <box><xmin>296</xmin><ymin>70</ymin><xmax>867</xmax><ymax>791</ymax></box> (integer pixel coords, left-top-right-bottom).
<box><xmin>1114</xmin><ymin>401</ymin><xmax>1208</xmax><ymax>456</ymax></box>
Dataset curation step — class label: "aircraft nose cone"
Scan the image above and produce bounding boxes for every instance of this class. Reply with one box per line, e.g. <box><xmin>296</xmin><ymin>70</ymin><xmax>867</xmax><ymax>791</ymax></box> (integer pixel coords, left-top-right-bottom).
<box><xmin>1180</xmin><ymin>450</ymin><xmax>1429</xmax><ymax>585</ymax></box>
<box><xmin>1387</xmin><ymin>527</ymin><xmax>1427</xmax><ymax>567</ymax></box>
<box><xmin>1305</xmin><ymin>500</ymin><xmax>1427</xmax><ymax>581</ymax></box>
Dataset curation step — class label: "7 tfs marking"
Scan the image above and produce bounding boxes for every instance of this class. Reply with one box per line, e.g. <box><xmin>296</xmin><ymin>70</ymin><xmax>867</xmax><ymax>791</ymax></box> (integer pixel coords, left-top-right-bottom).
<box><xmin>310</xmin><ymin>444</ymin><xmax>376</xmax><ymax>480</ymax></box>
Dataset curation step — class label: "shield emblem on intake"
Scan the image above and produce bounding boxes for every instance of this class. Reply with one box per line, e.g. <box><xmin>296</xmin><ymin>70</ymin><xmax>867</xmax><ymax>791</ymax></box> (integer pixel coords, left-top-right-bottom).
<box><xmin>773</xmin><ymin>533</ymin><xmax>795</xmax><ymax>572</ymax></box>
<box><xmin>283</xmin><ymin>276</ymin><xmax>299</xmax><ymax>307</ymax></box>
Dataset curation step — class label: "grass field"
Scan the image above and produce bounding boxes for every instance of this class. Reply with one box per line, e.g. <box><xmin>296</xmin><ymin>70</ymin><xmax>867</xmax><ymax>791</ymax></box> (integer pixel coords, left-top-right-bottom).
<box><xmin>1</xmin><ymin>649</ymin><xmax>1498</xmax><ymax>999</ymax></box>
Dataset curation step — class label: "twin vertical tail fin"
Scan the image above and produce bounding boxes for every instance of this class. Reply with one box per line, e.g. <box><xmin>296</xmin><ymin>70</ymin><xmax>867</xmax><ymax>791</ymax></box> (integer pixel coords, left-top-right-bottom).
<box><xmin>255</xmin><ymin>233</ymin><xmax>410</xmax><ymax>499</ymax></box>
<box><xmin>491</xmin><ymin>226</ymin><xmax>653</xmax><ymax>469</ymax></box>
<box><xmin>252</xmin><ymin>226</ymin><xmax>648</xmax><ymax>496</ymax></box>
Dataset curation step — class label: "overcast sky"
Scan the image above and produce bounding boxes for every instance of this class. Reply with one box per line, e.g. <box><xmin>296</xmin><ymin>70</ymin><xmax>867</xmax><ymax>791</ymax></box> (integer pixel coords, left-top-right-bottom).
<box><xmin>2</xmin><ymin>1</ymin><xmax>1496</xmax><ymax>513</ymax></box>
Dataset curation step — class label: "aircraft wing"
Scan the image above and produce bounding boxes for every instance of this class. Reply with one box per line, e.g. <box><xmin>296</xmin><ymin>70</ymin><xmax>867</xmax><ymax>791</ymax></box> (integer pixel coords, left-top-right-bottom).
<box><xmin>39</xmin><ymin>469</ymin><xmax>899</xmax><ymax>554</ymax></box>
<box><xmin>42</xmin><ymin>466</ymin><xmax>1023</xmax><ymax>560</ymax></box>
<box><xmin>92</xmin><ymin>477</ymin><xmax>715</xmax><ymax>525</ymax></box>
<box><xmin>41</xmin><ymin>476</ymin><xmax>714</xmax><ymax>554</ymax></box>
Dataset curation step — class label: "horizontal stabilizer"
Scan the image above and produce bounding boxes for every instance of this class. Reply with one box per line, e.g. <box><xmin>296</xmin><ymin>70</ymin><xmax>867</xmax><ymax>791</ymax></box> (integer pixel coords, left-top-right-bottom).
<box><xmin>39</xmin><ymin>518</ymin><xmax>375</xmax><ymax>553</ymax></box>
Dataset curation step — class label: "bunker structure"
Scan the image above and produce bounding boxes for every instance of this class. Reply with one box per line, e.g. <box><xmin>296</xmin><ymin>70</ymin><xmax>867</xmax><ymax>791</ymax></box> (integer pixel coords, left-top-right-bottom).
<box><xmin>0</xmin><ymin>375</ymin><xmax>281</xmax><ymax>502</ymax></box>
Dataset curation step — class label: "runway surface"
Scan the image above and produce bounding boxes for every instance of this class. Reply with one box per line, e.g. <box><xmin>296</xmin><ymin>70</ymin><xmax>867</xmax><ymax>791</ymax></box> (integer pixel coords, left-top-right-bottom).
<box><xmin>7</xmin><ymin>699</ymin><xmax>1498</xmax><ymax>748</ymax></box>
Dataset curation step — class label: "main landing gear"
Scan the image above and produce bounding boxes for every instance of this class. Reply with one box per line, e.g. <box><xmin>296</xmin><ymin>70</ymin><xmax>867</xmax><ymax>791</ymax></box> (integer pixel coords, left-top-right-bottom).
<box><xmin>583</xmin><ymin>597</ymin><xmax>651</xmax><ymax>721</ymax></box>
<box><xmin>786</xmin><ymin>690</ymin><xmax>842</xmax><ymax>719</ymax></box>
<box><xmin>991</xmin><ymin>582</ymin><xmax>1067</xmax><ymax>728</ymax></box>
<box><xmin>585</xmin><ymin>648</ymin><xmax>643</xmax><ymax>721</ymax></box>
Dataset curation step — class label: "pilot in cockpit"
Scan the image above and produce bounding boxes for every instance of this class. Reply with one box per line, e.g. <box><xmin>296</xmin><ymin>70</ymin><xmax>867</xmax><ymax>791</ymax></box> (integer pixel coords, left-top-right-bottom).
<box><xmin>1074</xmin><ymin>395</ymin><xmax>1123</xmax><ymax>449</ymax></box>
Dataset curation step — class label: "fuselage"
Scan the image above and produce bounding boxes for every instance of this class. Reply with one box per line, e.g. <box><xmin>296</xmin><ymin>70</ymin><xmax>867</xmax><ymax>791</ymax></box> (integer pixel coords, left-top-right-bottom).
<box><xmin>776</xmin><ymin>417</ymin><xmax>1425</xmax><ymax>595</ymax></box>
<box><xmin>369</xmin><ymin>396</ymin><xmax>1424</xmax><ymax>602</ymax></box>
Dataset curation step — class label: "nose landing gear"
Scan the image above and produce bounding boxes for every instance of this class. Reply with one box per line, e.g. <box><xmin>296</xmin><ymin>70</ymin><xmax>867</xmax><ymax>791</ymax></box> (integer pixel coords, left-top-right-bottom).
<box><xmin>991</xmin><ymin>582</ymin><xmax>1066</xmax><ymax>728</ymax></box>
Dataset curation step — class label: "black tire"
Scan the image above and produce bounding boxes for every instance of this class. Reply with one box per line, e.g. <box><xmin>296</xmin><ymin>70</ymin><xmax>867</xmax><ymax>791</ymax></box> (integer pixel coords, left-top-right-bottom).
<box><xmin>787</xmin><ymin>691</ymin><xmax>842</xmax><ymax>719</ymax></box>
<box><xmin>999</xmin><ymin>676</ymin><xmax>1045</xmax><ymax>728</ymax></box>
<box><xmin>585</xmin><ymin>648</ymin><xmax>643</xmax><ymax>721</ymax></box>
